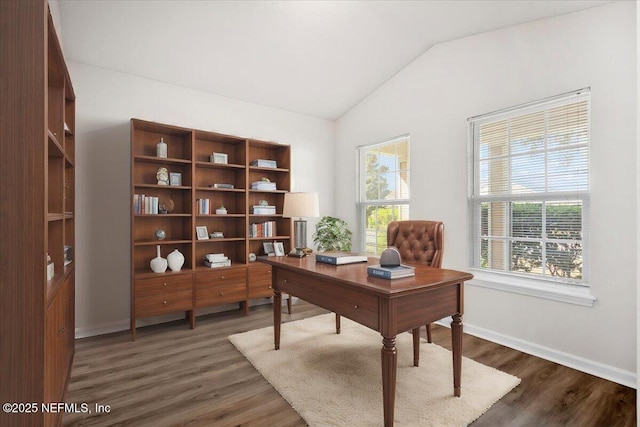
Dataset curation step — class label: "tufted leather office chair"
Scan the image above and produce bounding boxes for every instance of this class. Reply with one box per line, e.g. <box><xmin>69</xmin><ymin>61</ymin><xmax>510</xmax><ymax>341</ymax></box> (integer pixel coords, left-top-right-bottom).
<box><xmin>387</xmin><ymin>220</ymin><xmax>444</xmax><ymax>344</ymax></box>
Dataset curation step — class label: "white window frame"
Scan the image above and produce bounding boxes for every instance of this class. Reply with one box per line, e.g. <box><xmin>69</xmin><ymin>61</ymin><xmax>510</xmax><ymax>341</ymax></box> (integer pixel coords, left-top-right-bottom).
<box><xmin>467</xmin><ymin>89</ymin><xmax>595</xmax><ymax>307</ymax></box>
<box><xmin>357</xmin><ymin>135</ymin><xmax>410</xmax><ymax>255</ymax></box>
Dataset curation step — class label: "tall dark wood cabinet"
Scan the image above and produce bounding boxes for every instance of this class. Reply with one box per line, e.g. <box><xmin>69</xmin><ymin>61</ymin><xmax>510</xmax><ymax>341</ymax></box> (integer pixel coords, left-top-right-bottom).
<box><xmin>0</xmin><ymin>2</ymin><xmax>76</xmax><ymax>426</ymax></box>
<box><xmin>130</xmin><ymin>119</ymin><xmax>292</xmax><ymax>339</ymax></box>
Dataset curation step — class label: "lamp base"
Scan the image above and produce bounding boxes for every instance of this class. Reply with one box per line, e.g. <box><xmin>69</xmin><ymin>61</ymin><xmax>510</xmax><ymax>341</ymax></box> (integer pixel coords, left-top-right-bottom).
<box><xmin>287</xmin><ymin>248</ymin><xmax>306</xmax><ymax>258</ymax></box>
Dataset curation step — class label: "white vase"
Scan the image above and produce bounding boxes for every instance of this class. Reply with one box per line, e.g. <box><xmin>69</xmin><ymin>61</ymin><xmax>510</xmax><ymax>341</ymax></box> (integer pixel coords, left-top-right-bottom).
<box><xmin>167</xmin><ymin>249</ymin><xmax>185</xmax><ymax>272</ymax></box>
<box><xmin>150</xmin><ymin>245</ymin><xmax>167</xmax><ymax>273</ymax></box>
<box><xmin>157</xmin><ymin>137</ymin><xmax>167</xmax><ymax>158</ymax></box>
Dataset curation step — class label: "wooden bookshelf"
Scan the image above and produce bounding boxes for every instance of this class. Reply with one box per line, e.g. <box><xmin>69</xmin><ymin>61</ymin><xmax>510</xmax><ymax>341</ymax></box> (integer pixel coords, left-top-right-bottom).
<box><xmin>130</xmin><ymin>119</ymin><xmax>292</xmax><ymax>339</ymax></box>
<box><xmin>0</xmin><ymin>2</ymin><xmax>76</xmax><ymax>426</ymax></box>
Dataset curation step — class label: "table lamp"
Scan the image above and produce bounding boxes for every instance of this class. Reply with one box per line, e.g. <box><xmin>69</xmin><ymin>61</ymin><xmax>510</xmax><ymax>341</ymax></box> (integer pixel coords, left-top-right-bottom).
<box><xmin>283</xmin><ymin>192</ymin><xmax>319</xmax><ymax>257</ymax></box>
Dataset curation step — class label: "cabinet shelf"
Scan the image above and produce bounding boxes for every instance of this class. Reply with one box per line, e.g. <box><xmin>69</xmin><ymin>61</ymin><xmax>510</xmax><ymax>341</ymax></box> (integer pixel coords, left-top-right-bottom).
<box><xmin>197</xmin><ymin>214</ymin><xmax>246</xmax><ymax>218</ymax></box>
<box><xmin>195</xmin><ymin>161</ymin><xmax>245</xmax><ymax>170</ymax></box>
<box><xmin>249</xmin><ymin>166</ymin><xmax>289</xmax><ymax>173</ymax></box>
<box><xmin>48</xmin><ymin>130</ymin><xmax>64</xmax><ymax>157</ymax></box>
<box><xmin>134</xmin><ymin>155</ymin><xmax>191</xmax><ymax>165</ymax></box>
<box><xmin>249</xmin><ymin>189</ymin><xmax>288</xmax><ymax>194</ymax></box>
<box><xmin>196</xmin><ymin>186</ymin><xmax>245</xmax><ymax>192</ymax></box>
<box><xmin>196</xmin><ymin>237</ymin><xmax>245</xmax><ymax>243</ymax></box>
<box><xmin>48</xmin><ymin>213</ymin><xmax>65</xmax><ymax>221</ymax></box>
<box><xmin>135</xmin><ymin>213</ymin><xmax>191</xmax><ymax>217</ymax></box>
<box><xmin>134</xmin><ymin>269</ymin><xmax>193</xmax><ymax>280</ymax></box>
<box><xmin>134</xmin><ymin>239</ymin><xmax>192</xmax><ymax>246</ymax></box>
<box><xmin>134</xmin><ymin>183</ymin><xmax>191</xmax><ymax>190</ymax></box>
<box><xmin>249</xmin><ymin>214</ymin><xmax>284</xmax><ymax>218</ymax></box>
<box><xmin>249</xmin><ymin>235</ymin><xmax>291</xmax><ymax>241</ymax></box>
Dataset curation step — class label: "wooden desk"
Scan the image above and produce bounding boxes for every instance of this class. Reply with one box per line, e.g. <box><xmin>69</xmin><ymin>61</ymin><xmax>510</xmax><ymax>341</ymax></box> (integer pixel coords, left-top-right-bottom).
<box><xmin>260</xmin><ymin>256</ymin><xmax>473</xmax><ymax>427</ymax></box>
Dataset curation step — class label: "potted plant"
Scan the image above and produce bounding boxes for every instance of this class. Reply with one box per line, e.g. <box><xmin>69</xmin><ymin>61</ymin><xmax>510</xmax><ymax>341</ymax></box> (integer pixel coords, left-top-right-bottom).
<box><xmin>313</xmin><ymin>216</ymin><xmax>353</xmax><ymax>252</ymax></box>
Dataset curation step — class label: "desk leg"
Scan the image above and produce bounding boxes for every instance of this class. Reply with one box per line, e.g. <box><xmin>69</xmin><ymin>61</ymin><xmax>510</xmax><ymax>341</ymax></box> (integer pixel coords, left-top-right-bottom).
<box><xmin>412</xmin><ymin>328</ymin><xmax>420</xmax><ymax>367</ymax></box>
<box><xmin>452</xmin><ymin>314</ymin><xmax>462</xmax><ymax>397</ymax></box>
<box><xmin>335</xmin><ymin>314</ymin><xmax>341</xmax><ymax>334</ymax></box>
<box><xmin>274</xmin><ymin>289</ymin><xmax>282</xmax><ymax>350</ymax></box>
<box><xmin>381</xmin><ymin>336</ymin><xmax>397</xmax><ymax>427</ymax></box>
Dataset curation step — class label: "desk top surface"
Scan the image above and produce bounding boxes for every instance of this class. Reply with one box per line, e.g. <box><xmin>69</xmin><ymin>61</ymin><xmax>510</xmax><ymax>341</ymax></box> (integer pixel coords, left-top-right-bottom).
<box><xmin>259</xmin><ymin>256</ymin><xmax>473</xmax><ymax>296</ymax></box>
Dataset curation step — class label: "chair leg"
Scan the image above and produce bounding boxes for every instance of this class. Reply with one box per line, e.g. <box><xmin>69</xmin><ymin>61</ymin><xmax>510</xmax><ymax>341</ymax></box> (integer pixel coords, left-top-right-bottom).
<box><xmin>335</xmin><ymin>313</ymin><xmax>341</xmax><ymax>334</ymax></box>
<box><xmin>412</xmin><ymin>328</ymin><xmax>420</xmax><ymax>367</ymax></box>
<box><xmin>426</xmin><ymin>323</ymin><xmax>432</xmax><ymax>343</ymax></box>
<box><xmin>287</xmin><ymin>296</ymin><xmax>292</xmax><ymax>314</ymax></box>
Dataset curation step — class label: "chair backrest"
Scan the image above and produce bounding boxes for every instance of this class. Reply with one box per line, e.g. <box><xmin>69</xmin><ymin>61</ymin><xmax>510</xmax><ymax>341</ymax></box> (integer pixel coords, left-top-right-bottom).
<box><xmin>386</xmin><ymin>220</ymin><xmax>444</xmax><ymax>268</ymax></box>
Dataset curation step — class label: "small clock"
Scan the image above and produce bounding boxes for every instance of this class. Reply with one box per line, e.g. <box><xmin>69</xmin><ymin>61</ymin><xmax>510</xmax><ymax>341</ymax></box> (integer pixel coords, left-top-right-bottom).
<box><xmin>249</xmin><ymin>252</ymin><xmax>257</xmax><ymax>262</ymax></box>
<box><xmin>156</xmin><ymin>167</ymin><xmax>169</xmax><ymax>185</ymax></box>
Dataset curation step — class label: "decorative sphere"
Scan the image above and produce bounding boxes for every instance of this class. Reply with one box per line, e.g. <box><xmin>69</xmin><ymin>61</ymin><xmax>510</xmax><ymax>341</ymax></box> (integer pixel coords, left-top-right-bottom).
<box><xmin>155</xmin><ymin>229</ymin><xmax>166</xmax><ymax>240</ymax></box>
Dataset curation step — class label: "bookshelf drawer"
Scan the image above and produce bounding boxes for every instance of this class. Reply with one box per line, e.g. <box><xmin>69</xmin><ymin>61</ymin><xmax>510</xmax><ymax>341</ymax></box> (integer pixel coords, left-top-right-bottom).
<box><xmin>196</xmin><ymin>267</ymin><xmax>246</xmax><ymax>286</ymax></box>
<box><xmin>195</xmin><ymin>281</ymin><xmax>246</xmax><ymax>307</ymax></box>
<box><xmin>135</xmin><ymin>274</ymin><xmax>192</xmax><ymax>297</ymax></box>
<box><xmin>135</xmin><ymin>290</ymin><xmax>193</xmax><ymax>317</ymax></box>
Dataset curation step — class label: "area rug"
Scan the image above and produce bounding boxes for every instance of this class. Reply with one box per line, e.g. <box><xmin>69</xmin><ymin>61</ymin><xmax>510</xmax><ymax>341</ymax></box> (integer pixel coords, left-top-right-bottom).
<box><xmin>229</xmin><ymin>313</ymin><xmax>520</xmax><ymax>427</ymax></box>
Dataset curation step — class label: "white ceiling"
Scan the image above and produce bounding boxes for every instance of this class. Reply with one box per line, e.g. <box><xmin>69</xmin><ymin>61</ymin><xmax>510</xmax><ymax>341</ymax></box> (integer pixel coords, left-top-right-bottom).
<box><xmin>58</xmin><ymin>0</ymin><xmax>611</xmax><ymax>120</ymax></box>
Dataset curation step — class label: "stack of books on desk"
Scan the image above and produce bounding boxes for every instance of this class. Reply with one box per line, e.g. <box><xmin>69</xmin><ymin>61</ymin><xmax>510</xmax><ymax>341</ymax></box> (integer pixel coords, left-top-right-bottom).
<box><xmin>204</xmin><ymin>253</ymin><xmax>231</xmax><ymax>268</ymax></box>
<box><xmin>367</xmin><ymin>264</ymin><xmax>415</xmax><ymax>279</ymax></box>
<box><xmin>315</xmin><ymin>252</ymin><xmax>368</xmax><ymax>265</ymax></box>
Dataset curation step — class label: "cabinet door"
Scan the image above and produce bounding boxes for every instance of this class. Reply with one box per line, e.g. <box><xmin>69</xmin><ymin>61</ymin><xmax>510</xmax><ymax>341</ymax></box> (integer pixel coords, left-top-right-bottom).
<box><xmin>247</xmin><ymin>264</ymin><xmax>273</xmax><ymax>299</ymax></box>
<box><xmin>195</xmin><ymin>267</ymin><xmax>246</xmax><ymax>307</ymax></box>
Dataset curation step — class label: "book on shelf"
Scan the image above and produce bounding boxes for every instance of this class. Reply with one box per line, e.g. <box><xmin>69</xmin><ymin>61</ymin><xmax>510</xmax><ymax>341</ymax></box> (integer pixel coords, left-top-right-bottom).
<box><xmin>251</xmin><ymin>181</ymin><xmax>277</xmax><ymax>191</ymax></box>
<box><xmin>204</xmin><ymin>253</ymin><xmax>228</xmax><ymax>263</ymax></box>
<box><xmin>209</xmin><ymin>231</ymin><xmax>224</xmax><ymax>238</ymax></box>
<box><xmin>250</xmin><ymin>159</ymin><xmax>277</xmax><ymax>168</ymax></box>
<box><xmin>204</xmin><ymin>259</ymin><xmax>232</xmax><ymax>268</ymax></box>
<box><xmin>315</xmin><ymin>252</ymin><xmax>368</xmax><ymax>265</ymax></box>
<box><xmin>367</xmin><ymin>264</ymin><xmax>415</xmax><ymax>279</ymax></box>
<box><xmin>133</xmin><ymin>194</ymin><xmax>160</xmax><ymax>215</ymax></box>
<box><xmin>197</xmin><ymin>198</ymin><xmax>211</xmax><ymax>215</ymax></box>
<box><xmin>252</xmin><ymin>205</ymin><xmax>276</xmax><ymax>215</ymax></box>
<box><xmin>249</xmin><ymin>221</ymin><xmax>277</xmax><ymax>238</ymax></box>
<box><xmin>210</xmin><ymin>183</ymin><xmax>235</xmax><ymax>189</ymax></box>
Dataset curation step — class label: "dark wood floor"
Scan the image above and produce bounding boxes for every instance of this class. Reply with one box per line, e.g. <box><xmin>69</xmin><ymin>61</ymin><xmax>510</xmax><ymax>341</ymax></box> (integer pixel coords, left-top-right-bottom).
<box><xmin>63</xmin><ymin>301</ymin><xmax>636</xmax><ymax>427</ymax></box>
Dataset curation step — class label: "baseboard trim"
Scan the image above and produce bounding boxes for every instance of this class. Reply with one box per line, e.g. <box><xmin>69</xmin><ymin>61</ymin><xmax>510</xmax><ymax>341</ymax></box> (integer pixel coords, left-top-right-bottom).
<box><xmin>435</xmin><ymin>319</ymin><xmax>636</xmax><ymax>389</ymax></box>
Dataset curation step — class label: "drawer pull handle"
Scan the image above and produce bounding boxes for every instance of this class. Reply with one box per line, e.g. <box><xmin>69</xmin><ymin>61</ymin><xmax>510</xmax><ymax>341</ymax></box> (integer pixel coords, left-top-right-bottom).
<box><xmin>268</xmin><ymin>285</ymin><xmax>272</xmax><ymax>289</ymax></box>
<box><xmin>267</xmin><ymin>270</ymin><xmax>271</xmax><ymax>273</ymax></box>
<box><xmin>220</xmin><ymin>292</ymin><xmax>224</xmax><ymax>296</ymax></box>
<box><xmin>354</xmin><ymin>305</ymin><xmax>358</xmax><ymax>309</ymax></box>
<box><xmin>163</xmin><ymin>283</ymin><xmax>167</xmax><ymax>287</ymax></box>
<box><xmin>284</xmin><ymin>279</ymin><xmax>287</xmax><ymax>283</ymax></box>
<box><xmin>220</xmin><ymin>276</ymin><xmax>225</xmax><ymax>279</ymax></box>
<box><xmin>163</xmin><ymin>300</ymin><xmax>167</xmax><ymax>304</ymax></box>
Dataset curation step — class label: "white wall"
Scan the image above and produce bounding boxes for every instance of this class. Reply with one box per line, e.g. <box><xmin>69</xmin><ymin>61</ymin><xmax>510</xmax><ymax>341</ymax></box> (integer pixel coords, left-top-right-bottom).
<box><xmin>69</xmin><ymin>62</ymin><xmax>334</xmax><ymax>335</ymax></box>
<box><xmin>336</xmin><ymin>2</ymin><xmax>636</xmax><ymax>383</ymax></box>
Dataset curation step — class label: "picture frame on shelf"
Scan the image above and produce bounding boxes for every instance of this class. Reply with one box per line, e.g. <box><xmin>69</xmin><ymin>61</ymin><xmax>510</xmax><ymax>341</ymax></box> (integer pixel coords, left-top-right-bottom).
<box><xmin>169</xmin><ymin>172</ymin><xmax>182</xmax><ymax>186</ymax></box>
<box><xmin>196</xmin><ymin>226</ymin><xmax>209</xmax><ymax>240</ymax></box>
<box><xmin>211</xmin><ymin>152</ymin><xmax>228</xmax><ymax>164</ymax></box>
<box><xmin>274</xmin><ymin>241</ymin><xmax>285</xmax><ymax>256</ymax></box>
<box><xmin>263</xmin><ymin>241</ymin><xmax>275</xmax><ymax>256</ymax></box>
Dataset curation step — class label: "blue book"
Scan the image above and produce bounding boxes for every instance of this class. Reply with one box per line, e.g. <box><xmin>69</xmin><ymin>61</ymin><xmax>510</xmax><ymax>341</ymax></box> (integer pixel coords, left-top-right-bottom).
<box><xmin>315</xmin><ymin>252</ymin><xmax>368</xmax><ymax>265</ymax></box>
<box><xmin>367</xmin><ymin>264</ymin><xmax>415</xmax><ymax>279</ymax></box>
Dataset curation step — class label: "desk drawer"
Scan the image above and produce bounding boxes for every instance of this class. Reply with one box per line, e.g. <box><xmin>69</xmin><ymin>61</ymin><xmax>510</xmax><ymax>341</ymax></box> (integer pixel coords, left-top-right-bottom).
<box><xmin>275</xmin><ymin>270</ymin><xmax>379</xmax><ymax>331</ymax></box>
<box><xmin>135</xmin><ymin>274</ymin><xmax>192</xmax><ymax>297</ymax></box>
<box><xmin>136</xmin><ymin>290</ymin><xmax>193</xmax><ymax>318</ymax></box>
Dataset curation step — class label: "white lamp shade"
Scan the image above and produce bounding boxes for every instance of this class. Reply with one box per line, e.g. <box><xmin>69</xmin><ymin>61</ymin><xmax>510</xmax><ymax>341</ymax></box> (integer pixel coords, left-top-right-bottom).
<box><xmin>282</xmin><ymin>192</ymin><xmax>319</xmax><ymax>218</ymax></box>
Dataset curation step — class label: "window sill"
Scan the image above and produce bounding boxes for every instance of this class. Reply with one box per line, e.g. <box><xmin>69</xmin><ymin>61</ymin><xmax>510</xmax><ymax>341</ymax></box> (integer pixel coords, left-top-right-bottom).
<box><xmin>468</xmin><ymin>269</ymin><xmax>596</xmax><ymax>307</ymax></box>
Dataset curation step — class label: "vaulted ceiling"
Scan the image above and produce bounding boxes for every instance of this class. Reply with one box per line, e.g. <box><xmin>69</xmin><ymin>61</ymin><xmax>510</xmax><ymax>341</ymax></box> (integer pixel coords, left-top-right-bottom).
<box><xmin>57</xmin><ymin>0</ymin><xmax>611</xmax><ymax>120</ymax></box>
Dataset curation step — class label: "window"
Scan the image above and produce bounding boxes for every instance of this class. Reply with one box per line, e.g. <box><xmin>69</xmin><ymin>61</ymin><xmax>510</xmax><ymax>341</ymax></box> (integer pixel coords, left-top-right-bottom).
<box><xmin>358</xmin><ymin>136</ymin><xmax>410</xmax><ymax>255</ymax></box>
<box><xmin>468</xmin><ymin>89</ymin><xmax>594</xmax><ymax>305</ymax></box>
